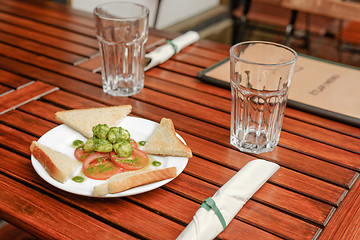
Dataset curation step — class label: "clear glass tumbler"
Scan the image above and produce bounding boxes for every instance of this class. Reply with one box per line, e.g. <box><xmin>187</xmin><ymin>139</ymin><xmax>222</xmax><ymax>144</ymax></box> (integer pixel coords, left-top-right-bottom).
<box><xmin>94</xmin><ymin>2</ymin><xmax>149</xmax><ymax>96</ymax></box>
<box><xmin>230</xmin><ymin>41</ymin><xmax>297</xmax><ymax>154</ymax></box>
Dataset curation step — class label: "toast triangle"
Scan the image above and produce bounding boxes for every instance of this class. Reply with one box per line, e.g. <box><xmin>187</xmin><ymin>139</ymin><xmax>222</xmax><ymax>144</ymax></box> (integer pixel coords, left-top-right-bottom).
<box><xmin>55</xmin><ymin>105</ymin><xmax>132</xmax><ymax>138</ymax></box>
<box><xmin>142</xmin><ymin>118</ymin><xmax>192</xmax><ymax>158</ymax></box>
<box><xmin>30</xmin><ymin>141</ymin><xmax>81</xmax><ymax>183</ymax></box>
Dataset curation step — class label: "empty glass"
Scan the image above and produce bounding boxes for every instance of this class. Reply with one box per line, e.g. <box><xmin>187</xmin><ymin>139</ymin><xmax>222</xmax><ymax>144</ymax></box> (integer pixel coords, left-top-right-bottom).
<box><xmin>94</xmin><ymin>2</ymin><xmax>149</xmax><ymax>96</ymax></box>
<box><xmin>230</xmin><ymin>41</ymin><xmax>297</xmax><ymax>154</ymax></box>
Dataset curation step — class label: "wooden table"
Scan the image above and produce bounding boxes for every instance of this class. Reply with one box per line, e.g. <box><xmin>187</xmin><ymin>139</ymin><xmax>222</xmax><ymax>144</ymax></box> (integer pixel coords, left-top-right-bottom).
<box><xmin>1</xmin><ymin>1</ymin><xmax>360</xmax><ymax>239</ymax></box>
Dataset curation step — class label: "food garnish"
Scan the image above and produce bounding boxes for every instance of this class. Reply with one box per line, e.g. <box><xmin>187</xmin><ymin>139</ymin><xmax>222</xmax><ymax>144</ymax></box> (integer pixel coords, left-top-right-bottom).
<box><xmin>152</xmin><ymin>160</ymin><xmax>161</xmax><ymax>167</ymax></box>
<box><xmin>74</xmin><ymin>124</ymin><xmax>149</xmax><ymax>180</ymax></box>
<box><xmin>72</xmin><ymin>140</ymin><xmax>84</xmax><ymax>147</ymax></box>
<box><xmin>72</xmin><ymin>176</ymin><xmax>85</xmax><ymax>183</ymax></box>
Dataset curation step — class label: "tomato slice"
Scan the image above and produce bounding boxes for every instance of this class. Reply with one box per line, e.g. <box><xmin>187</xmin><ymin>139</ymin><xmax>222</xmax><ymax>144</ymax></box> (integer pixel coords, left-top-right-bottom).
<box><xmin>82</xmin><ymin>152</ymin><xmax>123</xmax><ymax>180</ymax></box>
<box><xmin>111</xmin><ymin>148</ymin><xmax>149</xmax><ymax>171</ymax></box>
<box><xmin>74</xmin><ymin>145</ymin><xmax>91</xmax><ymax>162</ymax></box>
<box><xmin>129</xmin><ymin>138</ymin><xmax>138</xmax><ymax>149</ymax></box>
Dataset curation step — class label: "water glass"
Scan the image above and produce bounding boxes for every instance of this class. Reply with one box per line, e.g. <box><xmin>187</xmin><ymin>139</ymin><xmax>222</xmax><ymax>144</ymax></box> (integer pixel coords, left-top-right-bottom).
<box><xmin>94</xmin><ymin>2</ymin><xmax>149</xmax><ymax>96</ymax></box>
<box><xmin>230</xmin><ymin>41</ymin><xmax>297</xmax><ymax>154</ymax></box>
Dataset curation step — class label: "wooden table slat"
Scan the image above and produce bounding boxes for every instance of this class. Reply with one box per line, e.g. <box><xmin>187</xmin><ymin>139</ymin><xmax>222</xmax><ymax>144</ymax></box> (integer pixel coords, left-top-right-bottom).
<box><xmin>285</xmin><ymin>108</ymin><xmax>360</xmax><ymax>139</ymax></box>
<box><xmin>18</xmin><ymin>100</ymin><xmax>66</xmax><ymax>124</ymax></box>
<box><xmin>0</xmin><ymin>69</ymin><xmax>31</xmax><ymax>88</ymax></box>
<box><xmin>0</xmin><ymin>174</ymin><xmax>136</xmax><ymax>240</ymax></box>
<box><xmin>282</xmin><ymin>117</ymin><xmax>360</xmax><ymax>154</ymax></box>
<box><xmin>0</xmin><ymin>21</ymin><xmax>98</xmax><ymax>57</ymax></box>
<box><xmin>0</xmin><ymin>11</ymin><xmax>98</xmax><ymax>48</ymax></box>
<box><xmin>146</xmin><ymin>68</ymin><xmax>232</xmax><ymax>99</ymax></box>
<box><xmin>182</xmin><ymin>45</ymin><xmax>229</xmax><ymax>61</ymax></box>
<box><xmin>173</xmin><ymin>51</ymin><xmax>220</xmax><ymax>68</ymax></box>
<box><xmin>0</xmin><ymin>56</ymin><xmax>104</xmax><ymax>98</ymax></box>
<box><xmin>0</xmin><ymin>1</ymin><xmax>95</xmax><ymax>37</ymax></box>
<box><xmin>279</xmin><ymin>131</ymin><xmax>360</xmax><ymax>171</ymax></box>
<box><xmin>0</xmin><ymin>84</ymin><xmax>12</xmax><ymax>95</ymax></box>
<box><xmin>2</xmin><ymin>0</ymin><xmax>96</xmax><ymax>29</ymax></box>
<box><xmin>145</xmin><ymin>75</ymin><xmax>231</xmax><ymax>112</ymax></box>
<box><xmin>0</xmin><ymin>31</ymin><xmax>84</xmax><ymax>64</ymax></box>
<box><xmin>75</xmin><ymin>55</ymin><xmax>101</xmax><ymax>72</ymax></box>
<box><xmin>0</xmin><ymin>110</ymin><xmax>58</xmax><ymax>136</ymax></box>
<box><xmin>0</xmin><ymin>43</ymin><xmax>102</xmax><ymax>86</ymax></box>
<box><xmin>0</xmin><ymin>81</ymin><xmax>58</xmax><ymax>114</ymax></box>
<box><xmin>159</xmin><ymin>59</ymin><xmax>203</xmax><ymax>77</ymax></box>
<box><xmin>319</xmin><ymin>174</ymin><xmax>360</xmax><ymax>239</ymax></box>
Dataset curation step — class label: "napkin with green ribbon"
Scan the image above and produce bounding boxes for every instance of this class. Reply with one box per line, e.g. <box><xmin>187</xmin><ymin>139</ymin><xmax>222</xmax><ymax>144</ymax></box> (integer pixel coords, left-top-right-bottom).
<box><xmin>145</xmin><ymin>31</ymin><xmax>200</xmax><ymax>71</ymax></box>
<box><xmin>177</xmin><ymin>159</ymin><xmax>279</xmax><ymax>240</ymax></box>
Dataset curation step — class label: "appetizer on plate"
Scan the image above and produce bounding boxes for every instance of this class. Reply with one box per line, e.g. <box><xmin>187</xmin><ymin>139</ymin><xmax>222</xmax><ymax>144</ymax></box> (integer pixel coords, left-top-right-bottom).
<box><xmin>30</xmin><ymin>105</ymin><xmax>192</xmax><ymax>196</ymax></box>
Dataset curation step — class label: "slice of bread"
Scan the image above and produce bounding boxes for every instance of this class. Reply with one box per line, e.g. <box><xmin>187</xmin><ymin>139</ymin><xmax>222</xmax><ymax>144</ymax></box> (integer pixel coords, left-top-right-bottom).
<box><xmin>30</xmin><ymin>141</ymin><xmax>81</xmax><ymax>183</ymax></box>
<box><xmin>142</xmin><ymin>118</ymin><xmax>192</xmax><ymax>158</ymax></box>
<box><xmin>55</xmin><ymin>105</ymin><xmax>132</xmax><ymax>138</ymax></box>
<box><xmin>93</xmin><ymin>167</ymin><xmax>177</xmax><ymax>196</ymax></box>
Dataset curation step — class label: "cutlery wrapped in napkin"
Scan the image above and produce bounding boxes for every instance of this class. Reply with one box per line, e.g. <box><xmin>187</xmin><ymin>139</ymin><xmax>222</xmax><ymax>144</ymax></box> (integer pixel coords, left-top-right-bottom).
<box><xmin>145</xmin><ymin>31</ymin><xmax>200</xmax><ymax>71</ymax></box>
<box><xmin>177</xmin><ymin>159</ymin><xmax>279</xmax><ymax>240</ymax></box>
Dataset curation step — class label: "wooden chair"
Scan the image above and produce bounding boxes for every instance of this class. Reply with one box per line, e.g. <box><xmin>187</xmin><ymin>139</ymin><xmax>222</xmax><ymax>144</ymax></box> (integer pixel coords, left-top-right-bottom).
<box><xmin>282</xmin><ymin>0</ymin><xmax>360</xmax><ymax>22</ymax></box>
<box><xmin>230</xmin><ymin>0</ymin><xmax>335</xmax><ymax>44</ymax></box>
<box><xmin>281</xmin><ymin>0</ymin><xmax>360</xmax><ymax>62</ymax></box>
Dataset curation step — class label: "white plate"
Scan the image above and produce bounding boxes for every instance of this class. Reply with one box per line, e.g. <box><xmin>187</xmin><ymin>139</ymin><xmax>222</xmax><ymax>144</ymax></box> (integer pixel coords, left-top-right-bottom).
<box><xmin>31</xmin><ymin>116</ymin><xmax>189</xmax><ymax>197</ymax></box>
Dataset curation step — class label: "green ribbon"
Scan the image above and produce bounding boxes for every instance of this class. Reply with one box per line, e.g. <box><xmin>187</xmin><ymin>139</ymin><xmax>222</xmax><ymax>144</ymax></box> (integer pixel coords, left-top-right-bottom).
<box><xmin>167</xmin><ymin>40</ymin><xmax>178</xmax><ymax>55</ymax></box>
<box><xmin>200</xmin><ymin>197</ymin><xmax>227</xmax><ymax>230</ymax></box>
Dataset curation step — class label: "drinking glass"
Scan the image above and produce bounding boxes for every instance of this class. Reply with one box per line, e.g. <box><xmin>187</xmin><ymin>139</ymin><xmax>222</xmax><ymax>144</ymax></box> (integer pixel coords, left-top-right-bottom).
<box><xmin>94</xmin><ymin>2</ymin><xmax>149</xmax><ymax>96</ymax></box>
<box><xmin>230</xmin><ymin>41</ymin><xmax>297</xmax><ymax>154</ymax></box>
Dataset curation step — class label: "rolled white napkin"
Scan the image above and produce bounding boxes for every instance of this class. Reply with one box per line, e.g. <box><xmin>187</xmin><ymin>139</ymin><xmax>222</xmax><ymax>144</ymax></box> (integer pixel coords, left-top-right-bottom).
<box><xmin>177</xmin><ymin>159</ymin><xmax>279</xmax><ymax>240</ymax></box>
<box><xmin>145</xmin><ymin>31</ymin><xmax>200</xmax><ymax>71</ymax></box>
